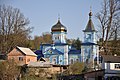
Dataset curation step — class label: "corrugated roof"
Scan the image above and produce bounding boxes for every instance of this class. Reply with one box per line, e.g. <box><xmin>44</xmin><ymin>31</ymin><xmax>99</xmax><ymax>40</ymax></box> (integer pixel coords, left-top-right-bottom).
<box><xmin>17</xmin><ymin>46</ymin><xmax>37</xmax><ymax>56</ymax></box>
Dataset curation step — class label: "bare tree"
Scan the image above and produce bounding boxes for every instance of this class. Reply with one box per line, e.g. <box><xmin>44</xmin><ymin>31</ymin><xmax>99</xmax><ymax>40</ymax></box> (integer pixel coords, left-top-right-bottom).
<box><xmin>0</xmin><ymin>5</ymin><xmax>32</xmax><ymax>53</ymax></box>
<box><xmin>96</xmin><ymin>0</ymin><xmax>120</xmax><ymax>54</ymax></box>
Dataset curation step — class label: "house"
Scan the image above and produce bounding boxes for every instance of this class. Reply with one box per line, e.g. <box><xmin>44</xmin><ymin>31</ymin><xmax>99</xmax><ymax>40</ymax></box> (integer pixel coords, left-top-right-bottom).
<box><xmin>7</xmin><ymin>46</ymin><xmax>37</xmax><ymax>65</ymax></box>
<box><xmin>100</xmin><ymin>55</ymin><xmax>120</xmax><ymax>80</ymax></box>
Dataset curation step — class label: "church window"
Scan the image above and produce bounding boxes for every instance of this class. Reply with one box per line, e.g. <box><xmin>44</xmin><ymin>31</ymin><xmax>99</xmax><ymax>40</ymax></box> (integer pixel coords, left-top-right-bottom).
<box><xmin>76</xmin><ymin>59</ymin><xmax>79</xmax><ymax>62</ymax></box>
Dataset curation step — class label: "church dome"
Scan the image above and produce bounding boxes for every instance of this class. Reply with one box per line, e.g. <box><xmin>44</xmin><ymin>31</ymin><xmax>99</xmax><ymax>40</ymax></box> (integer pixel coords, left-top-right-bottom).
<box><xmin>51</xmin><ymin>20</ymin><xmax>67</xmax><ymax>32</ymax></box>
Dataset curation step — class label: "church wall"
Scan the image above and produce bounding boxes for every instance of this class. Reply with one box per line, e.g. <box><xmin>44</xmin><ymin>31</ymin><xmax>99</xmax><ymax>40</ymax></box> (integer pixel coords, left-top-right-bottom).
<box><xmin>64</xmin><ymin>45</ymin><xmax>68</xmax><ymax>65</ymax></box>
<box><xmin>68</xmin><ymin>54</ymin><xmax>80</xmax><ymax>64</ymax></box>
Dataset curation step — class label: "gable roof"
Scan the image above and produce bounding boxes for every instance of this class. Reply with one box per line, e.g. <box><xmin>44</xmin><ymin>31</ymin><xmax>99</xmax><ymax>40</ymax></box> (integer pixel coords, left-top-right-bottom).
<box><xmin>16</xmin><ymin>46</ymin><xmax>37</xmax><ymax>56</ymax></box>
<box><xmin>101</xmin><ymin>55</ymin><xmax>120</xmax><ymax>63</ymax></box>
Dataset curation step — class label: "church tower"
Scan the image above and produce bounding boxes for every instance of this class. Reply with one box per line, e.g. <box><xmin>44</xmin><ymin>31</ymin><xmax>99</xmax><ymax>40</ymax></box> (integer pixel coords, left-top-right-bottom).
<box><xmin>83</xmin><ymin>11</ymin><xmax>96</xmax><ymax>43</ymax></box>
<box><xmin>81</xmin><ymin>10</ymin><xmax>99</xmax><ymax>68</ymax></box>
<box><xmin>51</xmin><ymin>19</ymin><xmax>67</xmax><ymax>43</ymax></box>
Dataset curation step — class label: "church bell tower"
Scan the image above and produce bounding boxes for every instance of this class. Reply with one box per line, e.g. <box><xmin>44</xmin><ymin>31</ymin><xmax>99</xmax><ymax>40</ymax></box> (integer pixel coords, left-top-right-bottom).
<box><xmin>81</xmin><ymin>10</ymin><xmax>99</xmax><ymax>68</ymax></box>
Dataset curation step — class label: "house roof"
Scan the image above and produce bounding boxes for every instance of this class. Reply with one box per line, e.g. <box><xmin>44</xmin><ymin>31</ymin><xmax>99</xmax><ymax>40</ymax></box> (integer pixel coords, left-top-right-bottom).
<box><xmin>101</xmin><ymin>55</ymin><xmax>120</xmax><ymax>63</ymax></box>
<box><xmin>16</xmin><ymin>46</ymin><xmax>37</xmax><ymax>56</ymax></box>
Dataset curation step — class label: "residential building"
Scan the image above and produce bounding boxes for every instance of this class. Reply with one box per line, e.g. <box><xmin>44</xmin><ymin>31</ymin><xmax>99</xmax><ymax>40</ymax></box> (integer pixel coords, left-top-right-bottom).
<box><xmin>100</xmin><ymin>55</ymin><xmax>120</xmax><ymax>79</ymax></box>
<box><xmin>7</xmin><ymin>46</ymin><xmax>37</xmax><ymax>65</ymax></box>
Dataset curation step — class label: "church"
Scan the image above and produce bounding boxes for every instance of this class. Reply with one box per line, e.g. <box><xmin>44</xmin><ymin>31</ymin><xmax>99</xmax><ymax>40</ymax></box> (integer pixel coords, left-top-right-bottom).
<box><xmin>38</xmin><ymin>10</ymin><xmax>99</xmax><ymax>66</ymax></box>
<box><xmin>40</xmin><ymin>18</ymin><xmax>80</xmax><ymax>65</ymax></box>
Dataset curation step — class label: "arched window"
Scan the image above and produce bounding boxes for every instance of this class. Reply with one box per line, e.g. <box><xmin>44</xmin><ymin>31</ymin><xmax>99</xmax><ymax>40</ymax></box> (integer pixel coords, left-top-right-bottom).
<box><xmin>53</xmin><ymin>58</ymin><xmax>56</xmax><ymax>64</ymax></box>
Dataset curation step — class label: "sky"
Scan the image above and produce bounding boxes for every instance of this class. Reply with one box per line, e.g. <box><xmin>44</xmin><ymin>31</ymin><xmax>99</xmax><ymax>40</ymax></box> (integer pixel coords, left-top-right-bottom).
<box><xmin>0</xmin><ymin>0</ymin><xmax>102</xmax><ymax>41</ymax></box>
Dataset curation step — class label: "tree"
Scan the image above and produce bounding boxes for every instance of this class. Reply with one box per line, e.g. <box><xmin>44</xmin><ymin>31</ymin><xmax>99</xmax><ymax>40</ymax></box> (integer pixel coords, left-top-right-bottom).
<box><xmin>63</xmin><ymin>62</ymin><xmax>84</xmax><ymax>75</ymax></box>
<box><xmin>96</xmin><ymin>0</ymin><xmax>120</xmax><ymax>54</ymax></box>
<box><xmin>0</xmin><ymin>60</ymin><xmax>20</xmax><ymax>80</ymax></box>
<box><xmin>72</xmin><ymin>38</ymin><xmax>81</xmax><ymax>50</ymax></box>
<box><xmin>42</xmin><ymin>32</ymin><xmax>52</xmax><ymax>44</ymax></box>
<box><xmin>31</xmin><ymin>32</ymin><xmax>52</xmax><ymax>50</ymax></box>
<box><xmin>0</xmin><ymin>5</ymin><xmax>32</xmax><ymax>53</ymax></box>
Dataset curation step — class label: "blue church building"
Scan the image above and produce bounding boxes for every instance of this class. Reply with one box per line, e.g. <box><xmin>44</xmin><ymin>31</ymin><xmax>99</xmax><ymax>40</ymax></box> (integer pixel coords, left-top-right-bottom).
<box><xmin>40</xmin><ymin>19</ymin><xmax>81</xmax><ymax>65</ymax></box>
<box><xmin>37</xmin><ymin>10</ymin><xmax>99</xmax><ymax>66</ymax></box>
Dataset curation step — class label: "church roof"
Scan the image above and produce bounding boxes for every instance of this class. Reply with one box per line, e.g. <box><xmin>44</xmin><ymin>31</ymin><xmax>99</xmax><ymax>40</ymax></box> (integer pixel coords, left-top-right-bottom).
<box><xmin>34</xmin><ymin>50</ymin><xmax>44</xmax><ymax>60</ymax></box>
<box><xmin>51</xmin><ymin>19</ymin><xmax>67</xmax><ymax>32</ymax></box>
<box><xmin>46</xmin><ymin>48</ymin><xmax>64</xmax><ymax>55</ymax></box>
<box><xmin>83</xmin><ymin>11</ymin><xmax>96</xmax><ymax>32</ymax></box>
<box><xmin>68</xmin><ymin>49</ymin><xmax>81</xmax><ymax>54</ymax></box>
<box><xmin>81</xmin><ymin>42</ymin><xmax>97</xmax><ymax>45</ymax></box>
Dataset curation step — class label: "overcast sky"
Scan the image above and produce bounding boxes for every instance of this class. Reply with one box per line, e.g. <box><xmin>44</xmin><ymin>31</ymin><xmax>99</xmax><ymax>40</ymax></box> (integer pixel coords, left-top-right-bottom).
<box><xmin>0</xmin><ymin>0</ymin><xmax>102</xmax><ymax>41</ymax></box>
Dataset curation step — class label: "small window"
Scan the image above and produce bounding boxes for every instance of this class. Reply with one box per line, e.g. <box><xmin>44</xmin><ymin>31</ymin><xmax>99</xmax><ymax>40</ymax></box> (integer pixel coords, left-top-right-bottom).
<box><xmin>27</xmin><ymin>58</ymin><xmax>30</xmax><ymax>62</ymax></box>
<box><xmin>19</xmin><ymin>57</ymin><xmax>23</xmax><ymax>61</ymax></box>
